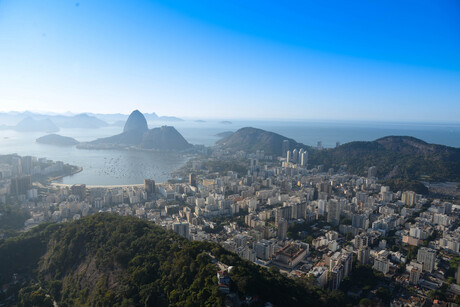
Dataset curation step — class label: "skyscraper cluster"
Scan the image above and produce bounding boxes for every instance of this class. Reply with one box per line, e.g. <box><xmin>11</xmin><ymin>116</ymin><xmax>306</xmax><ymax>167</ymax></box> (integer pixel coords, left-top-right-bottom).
<box><xmin>285</xmin><ymin>148</ymin><xmax>308</xmax><ymax>168</ymax></box>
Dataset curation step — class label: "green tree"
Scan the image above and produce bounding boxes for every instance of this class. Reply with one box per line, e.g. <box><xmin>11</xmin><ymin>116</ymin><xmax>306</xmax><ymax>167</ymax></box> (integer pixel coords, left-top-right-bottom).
<box><xmin>359</xmin><ymin>298</ymin><xmax>372</xmax><ymax>307</ymax></box>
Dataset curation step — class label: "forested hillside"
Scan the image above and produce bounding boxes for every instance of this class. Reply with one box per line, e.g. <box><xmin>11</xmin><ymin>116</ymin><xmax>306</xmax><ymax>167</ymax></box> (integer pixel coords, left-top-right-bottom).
<box><xmin>309</xmin><ymin>136</ymin><xmax>460</xmax><ymax>182</ymax></box>
<box><xmin>0</xmin><ymin>213</ymin><xmax>347</xmax><ymax>306</ymax></box>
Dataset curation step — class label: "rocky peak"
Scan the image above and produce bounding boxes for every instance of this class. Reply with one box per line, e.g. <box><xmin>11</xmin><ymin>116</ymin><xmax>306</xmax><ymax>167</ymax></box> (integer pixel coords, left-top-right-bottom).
<box><xmin>123</xmin><ymin>110</ymin><xmax>148</xmax><ymax>133</ymax></box>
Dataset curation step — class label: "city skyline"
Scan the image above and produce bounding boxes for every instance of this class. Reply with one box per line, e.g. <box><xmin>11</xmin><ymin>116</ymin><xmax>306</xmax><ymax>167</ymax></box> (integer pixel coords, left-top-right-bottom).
<box><xmin>0</xmin><ymin>0</ymin><xmax>459</xmax><ymax>121</ymax></box>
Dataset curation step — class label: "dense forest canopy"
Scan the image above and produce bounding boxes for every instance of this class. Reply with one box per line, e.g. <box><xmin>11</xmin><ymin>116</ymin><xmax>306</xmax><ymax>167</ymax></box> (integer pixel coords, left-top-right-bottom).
<box><xmin>309</xmin><ymin>136</ymin><xmax>460</xmax><ymax>182</ymax></box>
<box><xmin>0</xmin><ymin>213</ymin><xmax>351</xmax><ymax>306</ymax></box>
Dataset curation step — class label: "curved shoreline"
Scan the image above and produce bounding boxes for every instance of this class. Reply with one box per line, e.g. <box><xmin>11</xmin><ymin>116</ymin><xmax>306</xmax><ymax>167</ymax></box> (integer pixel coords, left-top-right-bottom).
<box><xmin>48</xmin><ymin>166</ymin><xmax>83</xmax><ymax>182</ymax></box>
<box><xmin>51</xmin><ymin>182</ymin><xmax>145</xmax><ymax>188</ymax></box>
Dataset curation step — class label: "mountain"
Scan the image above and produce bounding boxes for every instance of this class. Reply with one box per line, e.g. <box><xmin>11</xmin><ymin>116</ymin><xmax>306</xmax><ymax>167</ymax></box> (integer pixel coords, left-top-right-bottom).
<box><xmin>80</xmin><ymin>110</ymin><xmax>149</xmax><ymax>148</ymax></box>
<box><xmin>0</xmin><ymin>213</ymin><xmax>338</xmax><ymax>307</ymax></box>
<box><xmin>0</xmin><ymin>112</ymin><xmax>108</xmax><ymax>129</ymax></box>
<box><xmin>80</xmin><ymin>128</ymin><xmax>146</xmax><ymax>148</ymax></box>
<box><xmin>15</xmin><ymin>117</ymin><xmax>59</xmax><ymax>133</ymax></box>
<box><xmin>309</xmin><ymin>136</ymin><xmax>460</xmax><ymax>182</ymax></box>
<box><xmin>123</xmin><ymin>109</ymin><xmax>149</xmax><ymax>133</ymax></box>
<box><xmin>79</xmin><ymin>110</ymin><xmax>191</xmax><ymax>151</ymax></box>
<box><xmin>217</xmin><ymin>128</ymin><xmax>459</xmax><ymax>182</ymax></box>
<box><xmin>36</xmin><ymin>134</ymin><xmax>79</xmax><ymax>146</ymax></box>
<box><xmin>51</xmin><ymin>114</ymin><xmax>108</xmax><ymax>129</ymax></box>
<box><xmin>140</xmin><ymin>126</ymin><xmax>192</xmax><ymax>150</ymax></box>
<box><xmin>144</xmin><ymin>112</ymin><xmax>159</xmax><ymax>121</ymax></box>
<box><xmin>216</xmin><ymin>127</ymin><xmax>306</xmax><ymax>156</ymax></box>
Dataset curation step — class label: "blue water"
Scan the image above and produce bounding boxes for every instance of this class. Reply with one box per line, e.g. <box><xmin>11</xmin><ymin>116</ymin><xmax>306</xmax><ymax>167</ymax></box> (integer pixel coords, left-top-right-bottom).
<box><xmin>0</xmin><ymin>126</ymin><xmax>188</xmax><ymax>185</ymax></box>
<box><xmin>0</xmin><ymin>120</ymin><xmax>458</xmax><ymax>185</ymax></box>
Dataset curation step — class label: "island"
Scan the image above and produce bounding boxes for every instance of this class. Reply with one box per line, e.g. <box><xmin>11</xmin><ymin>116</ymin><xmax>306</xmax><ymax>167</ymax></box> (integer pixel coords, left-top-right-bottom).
<box><xmin>36</xmin><ymin>134</ymin><xmax>79</xmax><ymax>146</ymax></box>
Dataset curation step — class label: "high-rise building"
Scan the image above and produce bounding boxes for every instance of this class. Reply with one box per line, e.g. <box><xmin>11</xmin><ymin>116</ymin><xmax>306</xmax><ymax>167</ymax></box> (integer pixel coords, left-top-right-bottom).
<box><xmin>144</xmin><ymin>179</ymin><xmax>155</xmax><ymax>196</ymax></box>
<box><xmin>317</xmin><ymin>141</ymin><xmax>323</xmax><ymax>150</ymax></box>
<box><xmin>10</xmin><ymin>175</ymin><xmax>32</xmax><ymax>196</ymax></box>
<box><xmin>354</xmin><ymin>235</ymin><xmax>369</xmax><ymax>250</ymax></box>
<box><xmin>402</xmin><ymin>191</ymin><xmax>416</xmax><ymax>207</ymax></box>
<box><xmin>373</xmin><ymin>256</ymin><xmax>390</xmax><ymax>274</ymax></box>
<box><xmin>342</xmin><ymin>252</ymin><xmax>353</xmax><ymax>277</ymax></box>
<box><xmin>277</xmin><ymin>218</ymin><xmax>288</xmax><ymax>240</ymax></box>
<box><xmin>329</xmin><ymin>264</ymin><xmax>344</xmax><ymax>290</ymax></box>
<box><xmin>410</xmin><ymin>267</ymin><xmax>420</xmax><ymax>285</ymax></box>
<box><xmin>276</xmin><ymin>206</ymin><xmax>292</xmax><ymax>223</ymax></box>
<box><xmin>292</xmin><ymin>149</ymin><xmax>298</xmax><ymax>164</ymax></box>
<box><xmin>318</xmin><ymin>182</ymin><xmax>332</xmax><ymax>196</ymax></box>
<box><xmin>71</xmin><ymin>184</ymin><xmax>87</xmax><ymax>200</ymax></box>
<box><xmin>317</xmin><ymin>200</ymin><xmax>326</xmax><ymax>216</ymax></box>
<box><xmin>286</xmin><ymin>151</ymin><xmax>291</xmax><ymax>164</ymax></box>
<box><xmin>457</xmin><ymin>266</ymin><xmax>460</xmax><ymax>285</ymax></box>
<box><xmin>173</xmin><ymin>223</ymin><xmax>190</xmax><ymax>239</ymax></box>
<box><xmin>352</xmin><ymin>214</ymin><xmax>368</xmax><ymax>229</ymax></box>
<box><xmin>300</xmin><ymin>151</ymin><xmax>308</xmax><ymax>167</ymax></box>
<box><xmin>328</xmin><ymin>251</ymin><xmax>353</xmax><ymax>290</ymax></box>
<box><xmin>357</xmin><ymin>247</ymin><xmax>370</xmax><ymax>265</ymax></box>
<box><xmin>417</xmin><ymin>247</ymin><xmax>436</xmax><ymax>272</ymax></box>
<box><xmin>21</xmin><ymin>156</ymin><xmax>33</xmax><ymax>175</ymax></box>
<box><xmin>189</xmin><ymin>173</ymin><xmax>197</xmax><ymax>187</ymax></box>
<box><xmin>281</xmin><ymin>140</ymin><xmax>290</xmax><ymax>158</ymax></box>
<box><xmin>254</xmin><ymin>240</ymin><xmax>275</xmax><ymax>260</ymax></box>
<box><xmin>355</xmin><ymin>191</ymin><xmax>368</xmax><ymax>204</ymax></box>
<box><xmin>11</xmin><ymin>156</ymin><xmax>22</xmax><ymax>175</ymax></box>
<box><xmin>327</xmin><ymin>199</ymin><xmax>341</xmax><ymax>226</ymax></box>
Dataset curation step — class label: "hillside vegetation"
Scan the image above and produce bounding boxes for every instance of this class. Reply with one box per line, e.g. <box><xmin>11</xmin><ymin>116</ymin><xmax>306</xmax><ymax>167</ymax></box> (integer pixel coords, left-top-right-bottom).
<box><xmin>0</xmin><ymin>204</ymin><xmax>31</xmax><ymax>237</ymax></box>
<box><xmin>309</xmin><ymin>136</ymin><xmax>460</xmax><ymax>182</ymax></box>
<box><xmin>0</xmin><ymin>213</ymin><xmax>345</xmax><ymax>306</ymax></box>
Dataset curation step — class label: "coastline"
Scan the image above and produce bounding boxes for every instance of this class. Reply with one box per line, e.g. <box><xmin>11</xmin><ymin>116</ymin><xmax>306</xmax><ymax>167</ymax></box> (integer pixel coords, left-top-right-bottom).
<box><xmin>51</xmin><ymin>182</ymin><xmax>144</xmax><ymax>188</ymax></box>
<box><xmin>48</xmin><ymin>166</ymin><xmax>83</xmax><ymax>182</ymax></box>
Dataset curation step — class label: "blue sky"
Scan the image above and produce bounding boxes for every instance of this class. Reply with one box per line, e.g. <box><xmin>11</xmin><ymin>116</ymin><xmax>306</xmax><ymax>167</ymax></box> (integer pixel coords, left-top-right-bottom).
<box><xmin>0</xmin><ymin>0</ymin><xmax>459</xmax><ymax>121</ymax></box>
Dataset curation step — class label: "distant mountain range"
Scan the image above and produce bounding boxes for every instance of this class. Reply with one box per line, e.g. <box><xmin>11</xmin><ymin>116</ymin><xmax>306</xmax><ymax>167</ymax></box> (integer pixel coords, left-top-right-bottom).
<box><xmin>0</xmin><ymin>114</ymin><xmax>107</xmax><ymax>131</ymax></box>
<box><xmin>0</xmin><ymin>111</ymin><xmax>184</xmax><ymax>131</ymax></box>
<box><xmin>51</xmin><ymin>113</ymin><xmax>108</xmax><ymax>129</ymax></box>
<box><xmin>84</xmin><ymin>112</ymin><xmax>184</xmax><ymax>122</ymax></box>
<box><xmin>78</xmin><ymin>110</ymin><xmax>191</xmax><ymax>151</ymax></box>
<box><xmin>14</xmin><ymin>117</ymin><xmax>59</xmax><ymax>133</ymax></box>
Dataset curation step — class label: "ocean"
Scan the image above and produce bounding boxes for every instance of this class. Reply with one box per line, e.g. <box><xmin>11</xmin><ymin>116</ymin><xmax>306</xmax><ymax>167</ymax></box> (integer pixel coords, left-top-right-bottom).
<box><xmin>0</xmin><ymin>120</ymin><xmax>459</xmax><ymax>185</ymax></box>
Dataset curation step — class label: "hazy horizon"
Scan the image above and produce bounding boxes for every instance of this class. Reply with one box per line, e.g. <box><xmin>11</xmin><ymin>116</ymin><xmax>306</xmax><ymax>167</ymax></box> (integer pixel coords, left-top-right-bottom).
<box><xmin>2</xmin><ymin>109</ymin><xmax>460</xmax><ymax>125</ymax></box>
<box><xmin>1</xmin><ymin>0</ymin><xmax>459</xmax><ymax>122</ymax></box>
